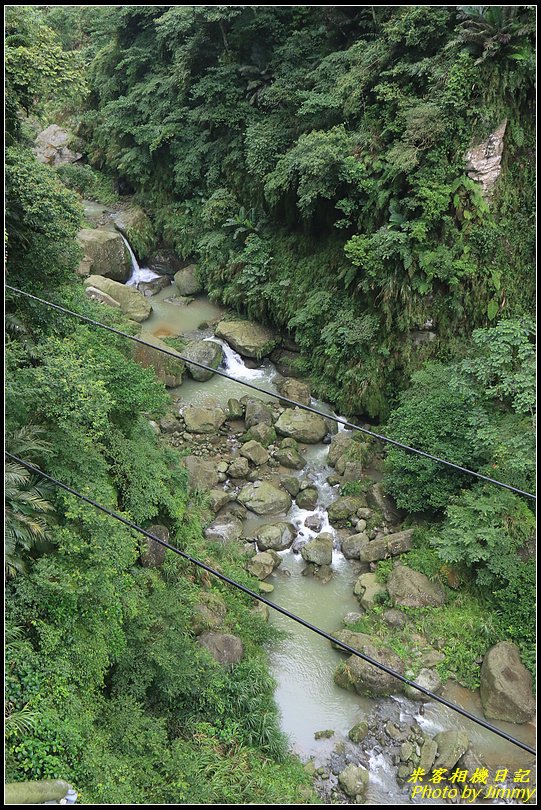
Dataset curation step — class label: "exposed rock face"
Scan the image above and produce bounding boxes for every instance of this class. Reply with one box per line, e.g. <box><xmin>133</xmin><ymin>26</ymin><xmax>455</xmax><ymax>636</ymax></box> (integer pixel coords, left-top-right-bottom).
<box><xmin>300</xmin><ymin>532</ymin><xmax>333</xmax><ymax>565</ymax></box>
<box><xmin>270</xmin><ymin>348</ymin><xmax>302</xmax><ymax>377</ymax></box>
<box><xmin>387</xmin><ymin>565</ymin><xmax>446</xmax><ymax>607</ymax></box>
<box><xmin>174</xmin><ymin>265</ymin><xmax>202</xmax><ymax>295</ymax></box>
<box><xmin>327</xmin><ymin>432</ymin><xmax>361</xmax><ymax>467</ymax></box>
<box><xmin>353</xmin><ymin>572</ymin><xmax>387</xmax><ymax>610</ymax></box>
<box><xmin>275</xmin><ymin>407</ymin><xmax>327</xmax><ymax>444</ymax></box>
<box><xmin>404</xmin><ymin>668</ymin><xmax>442</xmax><ymax>701</ymax></box>
<box><xmin>34</xmin><ymin>124</ymin><xmax>82</xmax><ymax>166</ymax></box>
<box><xmin>366</xmin><ymin>482</ymin><xmax>402</xmax><ymax>525</ymax></box>
<box><xmin>204</xmin><ymin>514</ymin><xmax>244</xmax><ymax>543</ymax></box>
<box><xmin>140</xmin><ymin>524</ymin><xmax>169</xmax><ymax>567</ymax></box>
<box><xmin>334</xmin><ymin>642</ymin><xmax>404</xmax><ymax>696</ymax></box>
<box><xmin>77</xmin><ymin>229</ymin><xmax>132</xmax><ymax>281</ymax></box>
<box><xmin>338</xmin><ymin>764</ymin><xmax>369</xmax><ymax>800</ymax></box>
<box><xmin>198</xmin><ymin>632</ymin><xmax>243</xmax><ymax>667</ymax></box>
<box><xmin>276</xmin><ymin>377</ymin><xmax>311</xmax><ymax>406</ymax></box>
<box><xmin>340</xmin><ymin>532</ymin><xmax>369</xmax><ymax>560</ymax></box>
<box><xmin>192</xmin><ymin>592</ymin><xmax>227</xmax><ymax>635</ymax></box>
<box><xmin>215</xmin><ymin>319</ymin><xmax>278</xmax><ymax>358</ymax></box>
<box><xmin>237</xmin><ymin>481</ymin><xmax>292</xmax><ymax>515</ymax></box>
<box><xmin>133</xmin><ymin>338</ymin><xmax>184</xmax><ymax>387</ymax></box>
<box><xmin>83</xmin><ymin>275</ymin><xmax>152</xmax><ymax>322</ymax></box>
<box><xmin>240</xmin><ymin>440</ymin><xmax>269</xmax><ymax>466</ymax></box>
<box><xmin>480</xmin><ymin>641</ymin><xmax>536</xmax><ymax>723</ymax></box>
<box><xmin>465</xmin><ymin>120</ymin><xmax>507</xmax><ymax>198</ymax></box>
<box><xmin>147</xmin><ymin>249</ymin><xmax>183</xmax><ymax>276</ymax></box>
<box><xmin>183</xmin><ymin>405</ymin><xmax>226</xmax><ymax>433</ymax></box>
<box><xmin>184</xmin><ymin>456</ymin><xmax>219</xmax><ymax>491</ymax></box>
<box><xmin>113</xmin><ymin>206</ymin><xmax>156</xmax><ymax>260</ymax></box>
<box><xmin>183</xmin><ymin>340</ymin><xmax>223</xmax><ymax>381</ymax></box>
<box><xmin>256</xmin><ymin>522</ymin><xmax>297</xmax><ymax>552</ymax></box>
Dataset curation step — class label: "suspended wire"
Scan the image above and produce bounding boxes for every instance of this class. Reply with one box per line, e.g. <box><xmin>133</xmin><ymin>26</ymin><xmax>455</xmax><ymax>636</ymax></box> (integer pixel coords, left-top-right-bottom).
<box><xmin>5</xmin><ymin>453</ymin><xmax>536</xmax><ymax>757</ymax></box>
<box><xmin>5</xmin><ymin>285</ymin><xmax>536</xmax><ymax>501</ymax></box>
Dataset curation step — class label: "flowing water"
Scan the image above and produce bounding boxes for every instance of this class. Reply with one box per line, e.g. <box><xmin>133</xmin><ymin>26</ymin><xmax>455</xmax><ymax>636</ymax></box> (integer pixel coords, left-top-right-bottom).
<box><xmin>135</xmin><ymin>288</ymin><xmax>535</xmax><ymax>802</ymax></box>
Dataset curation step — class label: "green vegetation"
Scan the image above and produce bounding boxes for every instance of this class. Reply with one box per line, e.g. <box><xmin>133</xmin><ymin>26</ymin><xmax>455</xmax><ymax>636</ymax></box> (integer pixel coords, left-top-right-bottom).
<box><xmin>4</xmin><ymin>5</ymin><xmax>535</xmax><ymax>800</ymax></box>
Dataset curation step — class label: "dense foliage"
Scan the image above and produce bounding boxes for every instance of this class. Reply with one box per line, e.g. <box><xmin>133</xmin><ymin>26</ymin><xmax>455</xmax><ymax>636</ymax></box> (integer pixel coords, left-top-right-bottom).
<box><xmin>62</xmin><ymin>4</ymin><xmax>535</xmax><ymax>418</ymax></box>
<box><xmin>5</xmin><ymin>8</ymin><xmax>314</xmax><ymax>803</ymax></box>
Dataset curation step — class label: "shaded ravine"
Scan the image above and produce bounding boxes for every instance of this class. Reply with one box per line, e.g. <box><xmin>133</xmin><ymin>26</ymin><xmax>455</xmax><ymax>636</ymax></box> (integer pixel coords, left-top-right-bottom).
<box><xmin>124</xmin><ymin>256</ymin><xmax>535</xmax><ymax>802</ymax></box>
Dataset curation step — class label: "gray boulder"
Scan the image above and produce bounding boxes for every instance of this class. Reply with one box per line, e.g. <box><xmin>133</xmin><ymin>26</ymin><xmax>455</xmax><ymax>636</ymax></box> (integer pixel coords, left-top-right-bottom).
<box><xmin>274</xmin><ymin>446</ymin><xmax>306</xmax><ymax>470</ymax></box>
<box><xmin>404</xmin><ymin>668</ymin><xmax>442</xmax><ymax>701</ymax></box>
<box><xmin>246</xmin><ymin>551</ymin><xmax>277</xmax><ymax>580</ymax></box>
<box><xmin>204</xmin><ymin>514</ymin><xmax>244</xmax><ymax>543</ymax></box>
<box><xmin>465</xmin><ymin>119</ymin><xmax>507</xmax><ymax>198</ymax></box>
<box><xmin>366</xmin><ymin>482</ymin><xmax>402</xmax><ymax>525</ymax></box>
<box><xmin>184</xmin><ymin>456</ymin><xmax>219</xmax><ymax>492</ymax></box>
<box><xmin>358</xmin><ymin>529</ymin><xmax>414</xmax><ymax>563</ymax></box>
<box><xmin>240</xmin><ymin>440</ymin><xmax>269</xmax><ymax>466</ymax></box>
<box><xmin>184</xmin><ymin>340</ymin><xmax>223</xmax><ymax>381</ymax></box>
<box><xmin>34</xmin><ymin>124</ymin><xmax>81</xmax><ymax>166</ymax></box>
<box><xmin>276</xmin><ymin>377</ymin><xmax>311</xmax><ymax>406</ymax></box>
<box><xmin>338</xmin><ymin>764</ymin><xmax>369</xmax><ymax>800</ymax></box>
<box><xmin>215</xmin><ymin>319</ymin><xmax>278</xmax><ymax>358</ymax></box>
<box><xmin>256</xmin><ymin>522</ymin><xmax>297</xmax><ymax>552</ymax></box>
<box><xmin>183</xmin><ymin>405</ymin><xmax>226</xmax><ymax>434</ymax></box>
<box><xmin>83</xmin><ymin>275</ymin><xmax>152</xmax><ymax>322</ymax></box>
<box><xmin>192</xmin><ymin>592</ymin><xmax>227</xmax><ymax>635</ymax></box>
<box><xmin>174</xmin><ymin>265</ymin><xmax>202</xmax><ymax>295</ymax></box>
<box><xmin>244</xmin><ymin>398</ymin><xmax>273</xmax><ymax>429</ymax></box>
<box><xmin>328</xmin><ymin>496</ymin><xmax>367</xmax><ymax>526</ymax></box>
<box><xmin>112</xmin><ymin>205</ymin><xmax>156</xmax><ymax>260</ymax></box>
<box><xmin>198</xmin><ymin>632</ymin><xmax>243</xmax><ymax>667</ymax></box>
<box><xmin>353</xmin><ymin>572</ymin><xmax>387</xmax><ymax>610</ymax></box>
<box><xmin>281</xmin><ymin>476</ymin><xmax>301</xmax><ymax>497</ymax></box>
<box><xmin>228</xmin><ymin>456</ymin><xmax>250</xmax><ymax>479</ymax></box>
<box><xmin>296</xmin><ymin>487</ymin><xmax>318</xmax><ymax>510</ymax></box>
<box><xmin>275</xmin><ymin>407</ymin><xmax>327</xmax><ymax>444</ymax></box>
<box><xmin>433</xmin><ymin>731</ymin><xmax>469</xmax><ymax>771</ymax></box>
<box><xmin>243</xmin><ymin>422</ymin><xmax>276</xmax><ymax>447</ymax></box>
<box><xmin>340</xmin><ymin>532</ymin><xmax>369</xmax><ymax>560</ymax></box>
<box><xmin>334</xmin><ymin>642</ymin><xmax>404</xmax><ymax>696</ymax></box>
<box><xmin>207</xmin><ymin>489</ymin><xmax>231</xmax><ymax>513</ymax></box>
<box><xmin>237</xmin><ymin>481</ymin><xmax>292</xmax><ymax>515</ymax></box>
<box><xmin>77</xmin><ymin>229</ymin><xmax>132</xmax><ymax>282</ymax></box>
<box><xmin>85</xmin><ymin>286</ymin><xmax>121</xmax><ymax>309</ymax></box>
<box><xmin>133</xmin><ymin>338</ymin><xmax>185</xmax><ymax>387</ymax></box>
<box><xmin>480</xmin><ymin>641</ymin><xmax>535</xmax><ymax>723</ymax></box>
<box><xmin>300</xmin><ymin>533</ymin><xmax>333</xmax><ymax>566</ymax></box>
<box><xmin>387</xmin><ymin>565</ymin><xmax>446</xmax><ymax>607</ymax></box>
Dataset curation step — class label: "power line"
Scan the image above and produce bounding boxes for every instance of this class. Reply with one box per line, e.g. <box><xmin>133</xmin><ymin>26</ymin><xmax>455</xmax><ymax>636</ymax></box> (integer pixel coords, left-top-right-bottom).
<box><xmin>5</xmin><ymin>285</ymin><xmax>536</xmax><ymax>501</ymax></box>
<box><xmin>6</xmin><ymin>453</ymin><xmax>536</xmax><ymax>757</ymax></box>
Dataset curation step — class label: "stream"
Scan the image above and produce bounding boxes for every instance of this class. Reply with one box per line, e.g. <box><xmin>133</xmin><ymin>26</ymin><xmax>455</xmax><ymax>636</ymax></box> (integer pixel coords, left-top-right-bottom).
<box><xmin>118</xmin><ymin>232</ymin><xmax>536</xmax><ymax>804</ymax></box>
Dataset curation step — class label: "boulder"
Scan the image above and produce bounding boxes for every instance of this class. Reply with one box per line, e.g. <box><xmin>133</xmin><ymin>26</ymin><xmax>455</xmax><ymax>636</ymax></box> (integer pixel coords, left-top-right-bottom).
<box><xmin>480</xmin><ymin>641</ymin><xmax>535</xmax><ymax>723</ymax></box>
<box><xmin>133</xmin><ymin>338</ymin><xmax>185</xmax><ymax>387</ymax></box>
<box><xmin>270</xmin><ymin>348</ymin><xmax>303</xmax><ymax>377</ymax></box>
<box><xmin>228</xmin><ymin>456</ymin><xmax>250</xmax><ymax>479</ymax></box>
<box><xmin>85</xmin><ymin>286</ymin><xmax>121</xmax><ymax>309</ymax></box>
<box><xmin>147</xmin><ymin>248</ymin><xmax>183</xmax><ymax>276</ymax></box>
<box><xmin>256</xmin><ymin>522</ymin><xmax>297</xmax><ymax>552</ymax></box>
<box><xmin>244</xmin><ymin>399</ymin><xmax>273</xmax><ymax>429</ymax></box>
<box><xmin>353</xmin><ymin>572</ymin><xmax>387</xmax><ymax>610</ymax></box>
<box><xmin>159</xmin><ymin>414</ymin><xmax>181</xmax><ymax>434</ymax></box>
<box><xmin>207</xmin><ymin>489</ymin><xmax>231</xmax><ymax>513</ymax></box>
<box><xmin>304</xmin><ymin>514</ymin><xmax>323</xmax><ymax>533</ymax></box>
<box><xmin>340</xmin><ymin>532</ymin><xmax>369</xmax><ymax>560</ymax></box>
<box><xmin>83</xmin><ymin>275</ymin><xmax>152</xmax><ymax>322</ymax></box>
<box><xmin>240</xmin><ymin>440</ymin><xmax>269</xmax><ymax>466</ymax></box>
<box><xmin>274</xmin><ymin>446</ymin><xmax>306</xmax><ymax>470</ymax></box>
<box><xmin>183</xmin><ymin>340</ymin><xmax>223</xmax><ymax>381</ymax></box>
<box><xmin>335</xmin><ymin>642</ymin><xmax>404</xmax><ymax>696</ymax></box>
<box><xmin>327</xmin><ymin>433</ymin><xmax>357</xmax><ymax>467</ymax></box>
<box><xmin>387</xmin><ymin>565</ymin><xmax>446</xmax><ymax>608</ymax></box>
<box><xmin>204</xmin><ymin>514</ymin><xmax>244</xmax><ymax>543</ymax></box>
<box><xmin>348</xmin><ymin>721</ymin><xmax>369</xmax><ymax>744</ymax></box>
<box><xmin>243</xmin><ymin>423</ymin><xmax>276</xmax><ymax>448</ymax></box>
<box><xmin>184</xmin><ymin>456</ymin><xmax>219</xmax><ymax>492</ymax></box>
<box><xmin>433</xmin><ymin>731</ymin><xmax>469</xmax><ymax>771</ymax></box>
<box><xmin>237</xmin><ymin>481</ymin><xmax>292</xmax><ymax>515</ymax></box>
<box><xmin>328</xmin><ymin>496</ymin><xmax>367</xmax><ymax>526</ymax></box>
<box><xmin>281</xmin><ymin>476</ymin><xmax>301</xmax><ymax>497</ymax></box>
<box><xmin>275</xmin><ymin>408</ymin><xmax>327</xmax><ymax>444</ymax></box>
<box><xmin>34</xmin><ymin>124</ymin><xmax>82</xmax><ymax>166</ymax></box>
<box><xmin>77</xmin><ymin>229</ymin><xmax>132</xmax><ymax>282</ymax></box>
<box><xmin>138</xmin><ymin>276</ymin><xmax>171</xmax><ymax>297</ymax></box>
<box><xmin>358</xmin><ymin>529</ymin><xmax>414</xmax><ymax>563</ymax></box>
<box><xmin>341</xmin><ymin>461</ymin><xmax>364</xmax><ymax>482</ymax></box>
<box><xmin>246</xmin><ymin>551</ymin><xmax>276</xmax><ymax>580</ymax></box>
<box><xmin>366</xmin><ymin>482</ymin><xmax>402</xmax><ymax>525</ymax></box>
<box><xmin>404</xmin><ymin>668</ymin><xmax>442</xmax><ymax>701</ymax></box>
<box><xmin>198</xmin><ymin>632</ymin><xmax>243</xmax><ymax>667</ymax></box>
<box><xmin>276</xmin><ymin>377</ymin><xmax>311</xmax><ymax>406</ymax></box>
<box><xmin>192</xmin><ymin>592</ymin><xmax>227</xmax><ymax>635</ymax></box>
<box><xmin>300</xmin><ymin>533</ymin><xmax>333</xmax><ymax>566</ymax></box>
<box><xmin>226</xmin><ymin>398</ymin><xmax>244</xmax><ymax>419</ymax></box>
<box><xmin>296</xmin><ymin>487</ymin><xmax>318</xmax><ymax>511</ymax></box>
<box><xmin>174</xmin><ymin>265</ymin><xmax>202</xmax><ymax>295</ymax></box>
<box><xmin>113</xmin><ymin>205</ymin><xmax>156</xmax><ymax>260</ymax></box>
<box><xmin>215</xmin><ymin>319</ymin><xmax>278</xmax><ymax>358</ymax></box>
<box><xmin>183</xmin><ymin>405</ymin><xmax>226</xmax><ymax>434</ymax></box>
<box><xmin>338</xmin><ymin>764</ymin><xmax>369</xmax><ymax>800</ymax></box>
<box><xmin>140</xmin><ymin>523</ymin><xmax>168</xmax><ymax>567</ymax></box>
<box><xmin>331</xmin><ymin>629</ymin><xmax>372</xmax><ymax>653</ymax></box>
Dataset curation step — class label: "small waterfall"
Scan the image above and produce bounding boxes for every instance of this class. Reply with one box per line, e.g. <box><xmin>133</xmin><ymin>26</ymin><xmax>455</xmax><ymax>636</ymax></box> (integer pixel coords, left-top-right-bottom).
<box><xmin>206</xmin><ymin>336</ymin><xmax>269</xmax><ymax>382</ymax></box>
<box><xmin>119</xmin><ymin>232</ymin><xmax>160</xmax><ymax>287</ymax></box>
